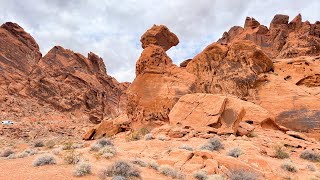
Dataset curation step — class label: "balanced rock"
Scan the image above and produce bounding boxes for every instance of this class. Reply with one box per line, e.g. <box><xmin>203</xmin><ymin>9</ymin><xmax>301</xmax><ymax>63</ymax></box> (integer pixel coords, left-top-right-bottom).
<box><xmin>127</xmin><ymin>44</ymin><xmax>196</xmax><ymax>129</ymax></box>
<box><xmin>140</xmin><ymin>25</ymin><xmax>179</xmax><ymax>51</ymax></box>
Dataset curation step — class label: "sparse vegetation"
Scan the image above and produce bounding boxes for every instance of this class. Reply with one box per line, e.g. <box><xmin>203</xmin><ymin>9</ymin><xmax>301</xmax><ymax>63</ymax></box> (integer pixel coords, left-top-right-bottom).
<box><xmin>1</xmin><ymin>149</ymin><xmax>14</xmax><ymax>157</ymax></box>
<box><xmin>97</xmin><ymin>146</ymin><xmax>117</xmax><ymax>159</ymax></box>
<box><xmin>193</xmin><ymin>170</ymin><xmax>207</xmax><ymax>180</ymax></box>
<box><xmin>131</xmin><ymin>159</ymin><xmax>147</xmax><ymax>167</ymax></box>
<box><xmin>274</xmin><ymin>146</ymin><xmax>289</xmax><ymax>159</ymax></box>
<box><xmin>306</xmin><ymin>164</ymin><xmax>316</xmax><ymax>171</ymax></box>
<box><xmin>91</xmin><ymin>138</ymin><xmax>114</xmax><ymax>152</ymax></box>
<box><xmin>300</xmin><ymin>150</ymin><xmax>320</xmax><ymax>162</ymax></box>
<box><xmin>33</xmin><ymin>140</ymin><xmax>44</xmax><ymax>147</ymax></box>
<box><xmin>158</xmin><ymin>165</ymin><xmax>178</xmax><ymax>178</ymax></box>
<box><xmin>112</xmin><ymin>176</ymin><xmax>127</xmax><ymax>180</ymax></box>
<box><xmin>157</xmin><ymin>135</ymin><xmax>168</xmax><ymax>141</ymax></box>
<box><xmin>64</xmin><ymin>150</ymin><xmax>81</xmax><ymax>164</ymax></box>
<box><xmin>200</xmin><ymin>137</ymin><xmax>224</xmax><ymax>151</ymax></box>
<box><xmin>74</xmin><ymin>162</ymin><xmax>92</xmax><ymax>177</ymax></box>
<box><xmin>32</xmin><ymin>154</ymin><xmax>56</xmax><ymax>166</ymax></box>
<box><xmin>207</xmin><ymin>174</ymin><xmax>224</xmax><ymax>180</ymax></box>
<box><xmin>227</xmin><ymin>147</ymin><xmax>243</xmax><ymax>158</ymax></box>
<box><xmin>230</xmin><ymin>169</ymin><xmax>259</xmax><ymax>180</ymax></box>
<box><xmin>99</xmin><ymin>160</ymin><xmax>140</xmax><ymax>180</ymax></box>
<box><xmin>179</xmin><ymin>145</ymin><xmax>193</xmax><ymax>151</ymax></box>
<box><xmin>281</xmin><ymin>162</ymin><xmax>297</xmax><ymax>173</ymax></box>
<box><xmin>126</xmin><ymin>128</ymin><xmax>150</xmax><ymax>142</ymax></box>
<box><xmin>45</xmin><ymin>140</ymin><xmax>56</xmax><ymax>149</ymax></box>
<box><xmin>144</xmin><ymin>133</ymin><xmax>153</xmax><ymax>140</ymax></box>
<box><xmin>148</xmin><ymin>161</ymin><xmax>159</xmax><ymax>170</ymax></box>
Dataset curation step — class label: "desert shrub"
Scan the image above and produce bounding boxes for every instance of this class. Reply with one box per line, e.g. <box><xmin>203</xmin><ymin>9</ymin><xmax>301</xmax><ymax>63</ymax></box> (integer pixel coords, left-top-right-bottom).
<box><xmin>227</xmin><ymin>147</ymin><xmax>243</xmax><ymax>158</ymax></box>
<box><xmin>193</xmin><ymin>170</ymin><xmax>207</xmax><ymax>180</ymax></box>
<box><xmin>71</xmin><ymin>143</ymin><xmax>84</xmax><ymax>149</ymax></box>
<box><xmin>52</xmin><ymin>147</ymin><xmax>62</xmax><ymax>155</ymax></box>
<box><xmin>300</xmin><ymin>150</ymin><xmax>320</xmax><ymax>162</ymax></box>
<box><xmin>126</xmin><ymin>131</ymin><xmax>141</xmax><ymax>142</ymax></box>
<box><xmin>157</xmin><ymin>135</ymin><xmax>168</xmax><ymax>141</ymax></box>
<box><xmin>7</xmin><ymin>153</ymin><xmax>16</xmax><ymax>159</ymax></box>
<box><xmin>23</xmin><ymin>149</ymin><xmax>38</xmax><ymax>155</ymax></box>
<box><xmin>207</xmin><ymin>174</ymin><xmax>224</xmax><ymax>180</ymax></box>
<box><xmin>74</xmin><ymin>162</ymin><xmax>92</xmax><ymax>177</ymax></box>
<box><xmin>112</xmin><ymin>176</ymin><xmax>127</xmax><ymax>180</ymax></box>
<box><xmin>179</xmin><ymin>145</ymin><xmax>193</xmax><ymax>151</ymax></box>
<box><xmin>274</xmin><ymin>146</ymin><xmax>289</xmax><ymax>159</ymax></box>
<box><xmin>148</xmin><ymin>161</ymin><xmax>159</xmax><ymax>170</ymax></box>
<box><xmin>1</xmin><ymin>149</ymin><xmax>14</xmax><ymax>157</ymax></box>
<box><xmin>247</xmin><ymin>131</ymin><xmax>257</xmax><ymax>138</ymax></box>
<box><xmin>97</xmin><ymin>146</ymin><xmax>117</xmax><ymax>159</ymax></box>
<box><xmin>17</xmin><ymin>152</ymin><xmax>29</xmax><ymax>158</ymax></box>
<box><xmin>139</xmin><ymin>127</ymin><xmax>150</xmax><ymax>136</ymax></box>
<box><xmin>158</xmin><ymin>165</ymin><xmax>178</xmax><ymax>178</ymax></box>
<box><xmin>32</xmin><ymin>154</ymin><xmax>56</xmax><ymax>166</ymax></box>
<box><xmin>98</xmin><ymin>138</ymin><xmax>113</xmax><ymax>146</ymax></box>
<box><xmin>33</xmin><ymin>140</ymin><xmax>44</xmax><ymax>148</ymax></box>
<box><xmin>306</xmin><ymin>164</ymin><xmax>316</xmax><ymax>171</ymax></box>
<box><xmin>200</xmin><ymin>137</ymin><xmax>224</xmax><ymax>151</ymax></box>
<box><xmin>91</xmin><ymin>138</ymin><xmax>113</xmax><ymax>151</ymax></box>
<box><xmin>46</xmin><ymin>140</ymin><xmax>56</xmax><ymax>149</ymax></box>
<box><xmin>64</xmin><ymin>150</ymin><xmax>81</xmax><ymax>164</ymax></box>
<box><xmin>144</xmin><ymin>133</ymin><xmax>153</xmax><ymax>140</ymax></box>
<box><xmin>99</xmin><ymin>160</ymin><xmax>140</xmax><ymax>180</ymax></box>
<box><xmin>131</xmin><ymin>159</ymin><xmax>147</xmax><ymax>167</ymax></box>
<box><xmin>281</xmin><ymin>162</ymin><xmax>297</xmax><ymax>173</ymax></box>
<box><xmin>62</xmin><ymin>141</ymin><xmax>73</xmax><ymax>150</ymax></box>
<box><xmin>230</xmin><ymin>169</ymin><xmax>259</xmax><ymax>180</ymax></box>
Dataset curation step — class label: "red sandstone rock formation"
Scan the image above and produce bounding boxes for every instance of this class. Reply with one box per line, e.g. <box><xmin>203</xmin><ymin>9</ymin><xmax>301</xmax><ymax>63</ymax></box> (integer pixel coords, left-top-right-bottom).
<box><xmin>186</xmin><ymin>40</ymin><xmax>273</xmax><ymax>97</ymax></box>
<box><xmin>218</xmin><ymin>14</ymin><xmax>320</xmax><ymax>58</ymax></box>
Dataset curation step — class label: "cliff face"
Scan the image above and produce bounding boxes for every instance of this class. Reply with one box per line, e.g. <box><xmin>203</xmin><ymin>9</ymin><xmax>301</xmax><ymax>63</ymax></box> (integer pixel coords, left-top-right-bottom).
<box><xmin>0</xmin><ymin>22</ymin><xmax>128</xmax><ymax>138</ymax></box>
<box><xmin>218</xmin><ymin>14</ymin><xmax>320</xmax><ymax>58</ymax></box>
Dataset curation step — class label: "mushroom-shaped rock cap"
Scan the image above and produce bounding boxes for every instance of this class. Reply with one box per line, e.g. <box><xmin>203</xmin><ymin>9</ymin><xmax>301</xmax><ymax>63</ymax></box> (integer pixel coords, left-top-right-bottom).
<box><xmin>140</xmin><ymin>25</ymin><xmax>179</xmax><ymax>51</ymax></box>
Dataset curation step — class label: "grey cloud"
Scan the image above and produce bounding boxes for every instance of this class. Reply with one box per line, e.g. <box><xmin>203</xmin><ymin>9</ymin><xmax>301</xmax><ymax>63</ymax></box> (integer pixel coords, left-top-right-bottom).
<box><xmin>0</xmin><ymin>0</ymin><xmax>318</xmax><ymax>82</ymax></box>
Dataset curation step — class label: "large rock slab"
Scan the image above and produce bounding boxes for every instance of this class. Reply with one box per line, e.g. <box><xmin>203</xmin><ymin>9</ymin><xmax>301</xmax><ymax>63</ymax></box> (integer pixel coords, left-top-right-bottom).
<box><xmin>169</xmin><ymin>93</ymin><xmax>275</xmax><ymax>135</ymax></box>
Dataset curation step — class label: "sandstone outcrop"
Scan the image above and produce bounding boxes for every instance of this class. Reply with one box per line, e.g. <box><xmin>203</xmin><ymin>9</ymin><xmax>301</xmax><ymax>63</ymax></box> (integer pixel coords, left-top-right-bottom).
<box><xmin>218</xmin><ymin>14</ymin><xmax>320</xmax><ymax>58</ymax></box>
<box><xmin>127</xmin><ymin>26</ymin><xmax>196</xmax><ymax>129</ymax></box>
<box><xmin>0</xmin><ymin>22</ymin><xmax>127</xmax><ymax>139</ymax></box>
<box><xmin>140</xmin><ymin>25</ymin><xmax>179</xmax><ymax>51</ymax></box>
<box><xmin>186</xmin><ymin>40</ymin><xmax>273</xmax><ymax>97</ymax></box>
<box><xmin>169</xmin><ymin>93</ymin><xmax>280</xmax><ymax>136</ymax></box>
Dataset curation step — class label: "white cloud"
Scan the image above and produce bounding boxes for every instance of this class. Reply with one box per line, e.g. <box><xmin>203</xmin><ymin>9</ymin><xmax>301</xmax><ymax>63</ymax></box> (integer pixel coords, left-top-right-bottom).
<box><xmin>0</xmin><ymin>0</ymin><xmax>319</xmax><ymax>82</ymax></box>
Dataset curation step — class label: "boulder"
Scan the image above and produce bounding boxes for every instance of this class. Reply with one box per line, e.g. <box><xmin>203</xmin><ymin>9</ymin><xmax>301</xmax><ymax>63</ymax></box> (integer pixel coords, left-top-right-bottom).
<box><xmin>140</xmin><ymin>25</ymin><xmax>179</xmax><ymax>51</ymax></box>
<box><xmin>169</xmin><ymin>93</ymin><xmax>276</xmax><ymax>135</ymax></box>
<box><xmin>244</xmin><ymin>17</ymin><xmax>260</xmax><ymax>29</ymax></box>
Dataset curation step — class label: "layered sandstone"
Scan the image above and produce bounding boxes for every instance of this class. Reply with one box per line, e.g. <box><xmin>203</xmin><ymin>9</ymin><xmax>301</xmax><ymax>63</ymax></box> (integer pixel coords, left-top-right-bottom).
<box><xmin>218</xmin><ymin>14</ymin><xmax>320</xmax><ymax>58</ymax></box>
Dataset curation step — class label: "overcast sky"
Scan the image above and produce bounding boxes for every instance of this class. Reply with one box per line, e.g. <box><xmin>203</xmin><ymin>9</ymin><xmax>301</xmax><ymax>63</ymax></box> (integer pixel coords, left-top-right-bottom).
<box><xmin>0</xmin><ymin>0</ymin><xmax>319</xmax><ymax>82</ymax></box>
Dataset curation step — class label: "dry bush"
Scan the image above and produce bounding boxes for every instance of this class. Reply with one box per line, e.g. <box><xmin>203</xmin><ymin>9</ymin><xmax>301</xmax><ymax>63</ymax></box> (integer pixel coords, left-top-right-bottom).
<box><xmin>0</xmin><ymin>149</ymin><xmax>14</xmax><ymax>157</ymax></box>
<box><xmin>300</xmin><ymin>150</ymin><xmax>320</xmax><ymax>162</ymax></box>
<box><xmin>179</xmin><ymin>145</ymin><xmax>193</xmax><ymax>151</ymax></box>
<box><xmin>99</xmin><ymin>160</ymin><xmax>140</xmax><ymax>180</ymax></box>
<box><xmin>227</xmin><ymin>147</ymin><xmax>243</xmax><ymax>158</ymax></box>
<box><xmin>33</xmin><ymin>140</ymin><xmax>44</xmax><ymax>148</ymax></box>
<box><xmin>32</xmin><ymin>154</ymin><xmax>56</xmax><ymax>166</ymax></box>
<box><xmin>200</xmin><ymin>137</ymin><xmax>224</xmax><ymax>151</ymax></box>
<box><xmin>73</xmin><ymin>162</ymin><xmax>92</xmax><ymax>177</ymax></box>
<box><xmin>193</xmin><ymin>171</ymin><xmax>207</xmax><ymax>180</ymax></box>
<box><xmin>274</xmin><ymin>146</ymin><xmax>289</xmax><ymax>159</ymax></box>
<box><xmin>281</xmin><ymin>162</ymin><xmax>297</xmax><ymax>173</ymax></box>
<box><xmin>63</xmin><ymin>150</ymin><xmax>81</xmax><ymax>164</ymax></box>
<box><xmin>131</xmin><ymin>159</ymin><xmax>147</xmax><ymax>167</ymax></box>
<box><xmin>230</xmin><ymin>169</ymin><xmax>259</xmax><ymax>180</ymax></box>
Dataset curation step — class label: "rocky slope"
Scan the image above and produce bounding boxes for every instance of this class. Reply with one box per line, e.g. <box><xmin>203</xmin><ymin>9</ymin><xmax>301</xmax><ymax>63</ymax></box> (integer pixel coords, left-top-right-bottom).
<box><xmin>0</xmin><ymin>22</ymin><xmax>128</xmax><ymax>139</ymax></box>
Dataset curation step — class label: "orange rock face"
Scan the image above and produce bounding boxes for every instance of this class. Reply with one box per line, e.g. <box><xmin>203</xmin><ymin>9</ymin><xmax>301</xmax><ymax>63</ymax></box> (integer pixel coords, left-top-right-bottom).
<box><xmin>186</xmin><ymin>40</ymin><xmax>273</xmax><ymax>97</ymax></box>
<box><xmin>127</xmin><ymin>44</ymin><xmax>196</xmax><ymax>129</ymax></box>
<box><xmin>0</xmin><ymin>22</ymin><xmax>127</xmax><ymax>138</ymax></box>
<box><xmin>140</xmin><ymin>25</ymin><xmax>179</xmax><ymax>51</ymax></box>
<box><xmin>218</xmin><ymin>14</ymin><xmax>320</xmax><ymax>58</ymax></box>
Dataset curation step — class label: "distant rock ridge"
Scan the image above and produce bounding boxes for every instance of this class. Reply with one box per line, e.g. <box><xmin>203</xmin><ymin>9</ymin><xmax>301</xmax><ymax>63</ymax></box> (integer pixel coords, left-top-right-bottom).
<box><xmin>218</xmin><ymin>14</ymin><xmax>320</xmax><ymax>58</ymax></box>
